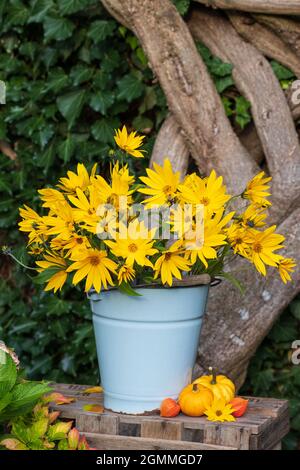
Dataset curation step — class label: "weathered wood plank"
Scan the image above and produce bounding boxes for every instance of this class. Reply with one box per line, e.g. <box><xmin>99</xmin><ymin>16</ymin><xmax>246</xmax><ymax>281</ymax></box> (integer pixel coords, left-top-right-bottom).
<box><xmin>141</xmin><ymin>420</ymin><xmax>183</xmax><ymax>441</ymax></box>
<box><xmin>85</xmin><ymin>432</ymin><xmax>237</xmax><ymax>451</ymax></box>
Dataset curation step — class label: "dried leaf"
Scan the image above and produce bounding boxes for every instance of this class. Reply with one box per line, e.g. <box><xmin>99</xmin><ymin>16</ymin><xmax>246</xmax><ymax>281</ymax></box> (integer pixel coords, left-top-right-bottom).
<box><xmin>44</xmin><ymin>392</ymin><xmax>75</xmax><ymax>405</ymax></box>
<box><xmin>83</xmin><ymin>404</ymin><xmax>104</xmax><ymax>413</ymax></box>
<box><xmin>83</xmin><ymin>386</ymin><xmax>103</xmax><ymax>394</ymax></box>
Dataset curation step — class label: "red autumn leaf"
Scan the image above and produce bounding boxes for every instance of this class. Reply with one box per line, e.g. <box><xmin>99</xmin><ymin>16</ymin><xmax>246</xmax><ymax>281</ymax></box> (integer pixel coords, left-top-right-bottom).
<box><xmin>230</xmin><ymin>397</ymin><xmax>249</xmax><ymax>417</ymax></box>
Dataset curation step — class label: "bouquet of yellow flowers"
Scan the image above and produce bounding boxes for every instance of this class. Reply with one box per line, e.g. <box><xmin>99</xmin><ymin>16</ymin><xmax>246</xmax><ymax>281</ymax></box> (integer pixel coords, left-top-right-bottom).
<box><xmin>17</xmin><ymin>126</ymin><xmax>295</xmax><ymax>294</ymax></box>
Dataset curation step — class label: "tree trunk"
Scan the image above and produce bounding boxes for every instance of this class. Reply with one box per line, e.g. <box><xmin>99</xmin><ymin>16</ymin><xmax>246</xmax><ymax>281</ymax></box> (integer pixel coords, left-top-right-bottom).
<box><xmin>254</xmin><ymin>14</ymin><xmax>300</xmax><ymax>58</ymax></box>
<box><xmin>194</xmin><ymin>0</ymin><xmax>300</xmax><ymax>15</ymax></box>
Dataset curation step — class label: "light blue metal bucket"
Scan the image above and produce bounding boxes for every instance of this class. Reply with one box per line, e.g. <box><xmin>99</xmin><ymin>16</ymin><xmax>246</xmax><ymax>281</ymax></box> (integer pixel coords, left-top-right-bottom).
<box><xmin>89</xmin><ymin>285</ymin><xmax>209</xmax><ymax>414</ymax></box>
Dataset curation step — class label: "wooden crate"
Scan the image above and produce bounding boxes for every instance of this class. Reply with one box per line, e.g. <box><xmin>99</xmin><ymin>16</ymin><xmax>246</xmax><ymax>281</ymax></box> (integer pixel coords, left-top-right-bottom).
<box><xmin>50</xmin><ymin>383</ymin><xmax>289</xmax><ymax>450</ymax></box>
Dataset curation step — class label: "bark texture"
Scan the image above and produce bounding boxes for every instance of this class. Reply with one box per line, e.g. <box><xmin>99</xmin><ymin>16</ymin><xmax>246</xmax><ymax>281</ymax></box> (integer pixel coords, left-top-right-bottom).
<box><xmin>254</xmin><ymin>14</ymin><xmax>300</xmax><ymax>58</ymax></box>
<box><xmin>101</xmin><ymin>0</ymin><xmax>300</xmax><ymax>387</ymax></box>
<box><xmin>150</xmin><ymin>115</ymin><xmax>189</xmax><ymax>176</ymax></box>
<box><xmin>189</xmin><ymin>8</ymin><xmax>300</xmax><ymax>221</ymax></box>
<box><xmin>194</xmin><ymin>0</ymin><xmax>300</xmax><ymax>15</ymax></box>
<box><xmin>227</xmin><ymin>12</ymin><xmax>300</xmax><ymax>78</ymax></box>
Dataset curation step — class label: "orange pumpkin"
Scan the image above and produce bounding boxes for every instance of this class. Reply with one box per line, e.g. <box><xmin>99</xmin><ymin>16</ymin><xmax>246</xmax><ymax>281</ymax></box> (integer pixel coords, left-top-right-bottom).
<box><xmin>193</xmin><ymin>367</ymin><xmax>235</xmax><ymax>403</ymax></box>
<box><xmin>178</xmin><ymin>383</ymin><xmax>213</xmax><ymax>417</ymax></box>
<box><xmin>160</xmin><ymin>398</ymin><xmax>181</xmax><ymax>418</ymax></box>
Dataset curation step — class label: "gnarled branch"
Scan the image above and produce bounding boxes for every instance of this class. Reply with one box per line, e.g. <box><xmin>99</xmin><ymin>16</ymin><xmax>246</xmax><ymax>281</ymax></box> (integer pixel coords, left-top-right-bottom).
<box><xmin>228</xmin><ymin>12</ymin><xmax>300</xmax><ymax>78</ymax></box>
<box><xmin>189</xmin><ymin>8</ymin><xmax>300</xmax><ymax>220</ymax></box>
<box><xmin>193</xmin><ymin>0</ymin><xmax>300</xmax><ymax>15</ymax></box>
<box><xmin>254</xmin><ymin>14</ymin><xmax>300</xmax><ymax>58</ymax></box>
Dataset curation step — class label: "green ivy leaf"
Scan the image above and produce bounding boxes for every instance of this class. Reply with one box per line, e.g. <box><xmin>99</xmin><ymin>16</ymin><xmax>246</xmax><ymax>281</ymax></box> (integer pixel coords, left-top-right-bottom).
<box><xmin>117</xmin><ymin>73</ymin><xmax>144</xmax><ymax>102</ymax></box>
<box><xmin>44</xmin><ymin>68</ymin><xmax>69</xmax><ymax>93</ymax></box>
<box><xmin>172</xmin><ymin>0</ymin><xmax>190</xmax><ymax>15</ymax></box>
<box><xmin>87</xmin><ymin>20</ymin><xmax>116</xmax><ymax>43</ymax></box>
<box><xmin>58</xmin><ymin>136</ymin><xmax>76</xmax><ymax>163</ymax></box>
<box><xmin>89</xmin><ymin>90</ymin><xmax>114</xmax><ymax>115</ymax></box>
<box><xmin>57</xmin><ymin>90</ymin><xmax>86</xmax><ymax>128</ymax></box>
<box><xmin>6</xmin><ymin>2</ymin><xmax>29</xmax><ymax>26</ymax></box>
<box><xmin>91</xmin><ymin>118</ymin><xmax>119</xmax><ymax>143</ymax></box>
<box><xmin>43</xmin><ymin>16</ymin><xmax>75</xmax><ymax>41</ymax></box>
<box><xmin>235</xmin><ymin>96</ymin><xmax>251</xmax><ymax>129</ymax></box>
<box><xmin>70</xmin><ymin>65</ymin><xmax>94</xmax><ymax>86</ymax></box>
<box><xmin>28</xmin><ymin>0</ymin><xmax>55</xmax><ymax>23</ymax></box>
<box><xmin>59</xmin><ymin>0</ymin><xmax>93</xmax><ymax>15</ymax></box>
<box><xmin>271</xmin><ymin>60</ymin><xmax>295</xmax><ymax>80</ymax></box>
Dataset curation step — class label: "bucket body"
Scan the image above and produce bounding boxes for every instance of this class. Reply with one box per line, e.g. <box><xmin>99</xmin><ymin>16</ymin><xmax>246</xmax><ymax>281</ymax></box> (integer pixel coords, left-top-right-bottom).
<box><xmin>89</xmin><ymin>285</ymin><xmax>209</xmax><ymax>414</ymax></box>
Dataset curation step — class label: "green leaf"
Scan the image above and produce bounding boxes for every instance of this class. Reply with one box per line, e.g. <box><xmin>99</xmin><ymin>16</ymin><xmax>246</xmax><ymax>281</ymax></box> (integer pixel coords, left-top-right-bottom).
<box><xmin>215</xmin><ymin>76</ymin><xmax>234</xmax><ymax>93</ymax></box>
<box><xmin>87</xmin><ymin>20</ymin><xmax>116</xmax><ymax>43</ymax></box>
<box><xmin>7</xmin><ymin>2</ymin><xmax>29</xmax><ymax>25</ymax></box>
<box><xmin>0</xmin><ymin>382</ymin><xmax>50</xmax><ymax>420</ymax></box>
<box><xmin>44</xmin><ymin>16</ymin><xmax>75</xmax><ymax>41</ymax></box>
<box><xmin>117</xmin><ymin>73</ymin><xmax>144</xmax><ymax>102</ymax></box>
<box><xmin>34</xmin><ymin>266</ymin><xmax>63</xmax><ymax>285</ymax></box>
<box><xmin>91</xmin><ymin>118</ymin><xmax>119</xmax><ymax>143</ymax></box>
<box><xmin>0</xmin><ymin>354</ymin><xmax>17</xmax><ymax>399</ymax></box>
<box><xmin>119</xmin><ymin>282</ymin><xmax>142</xmax><ymax>297</ymax></box>
<box><xmin>29</xmin><ymin>0</ymin><xmax>55</xmax><ymax>23</ymax></box>
<box><xmin>235</xmin><ymin>96</ymin><xmax>251</xmax><ymax>129</ymax></box>
<box><xmin>70</xmin><ymin>65</ymin><xmax>94</xmax><ymax>86</ymax></box>
<box><xmin>58</xmin><ymin>136</ymin><xmax>76</xmax><ymax>163</ymax></box>
<box><xmin>219</xmin><ymin>271</ymin><xmax>245</xmax><ymax>294</ymax></box>
<box><xmin>59</xmin><ymin>0</ymin><xmax>93</xmax><ymax>15</ymax></box>
<box><xmin>31</xmin><ymin>417</ymin><xmax>49</xmax><ymax>439</ymax></box>
<box><xmin>57</xmin><ymin>90</ymin><xmax>86</xmax><ymax>127</ymax></box>
<box><xmin>89</xmin><ymin>91</ymin><xmax>114</xmax><ymax>115</ymax></box>
<box><xmin>172</xmin><ymin>0</ymin><xmax>190</xmax><ymax>15</ymax></box>
<box><xmin>44</xmin><ymin>68</ymin><xmax>69</xmax><ymax>93</ymax></box>
<box><xmin>271</xmin><ymin>60</ymin><xmax>295</xmax><ymax>80</ymax></box>
<box><xmin>37</xmin><ymin>141</ymin><xmax>55</xmax><ymax>172</ymax></box>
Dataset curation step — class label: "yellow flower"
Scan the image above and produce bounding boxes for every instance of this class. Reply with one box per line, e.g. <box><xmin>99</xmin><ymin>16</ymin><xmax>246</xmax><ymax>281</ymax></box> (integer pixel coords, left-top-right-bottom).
<box><xmin>28</xmin><ymin>245</ymin><xmax>44</xmax><ymax>256</ymax></box>
<box><xmin>114</xmin><ymin>125</ymin><xmax>145</xmax><ymax>158</ymax></box>
<box><xmin>204</xmin><ymin>399</ymin><xmax>236</xmax><ymax>422</ymax></box>
<box><xmin>66</xmin><ymin>248</ymin><xmax>117</xmax><ymax>293</ymax></box>
<box><xmin>118</xmin><ymin>264</ymin><xmax>135</xmax><ymax>284</ymax></box>
<box><xmin>36</xmin><ymin>253</ymin><xmax>68</xmax><ymax>293</ymax></box>
<box><xmin>226</xmin><ymin>223</ymin><xmax>252</xmax><ymax>258</ymax></box>
<box><xmin>154</xmin><ymin>240</ymin><xmax>191</xmax><ymax>286</ymax></box>
<box><xmin>139</xmin><ymin>159</ymin><xmax>180</xmax><ymax>207</ymax></box>
<box><xmin>240</xmin><ymin>204</ymin><xmax>267</xmax><ymax>228</ymax></box>
<box><xmin>18</xmin><ymin>205</ymin><xmax>48</xmax><ymax>245</ymax></box>
<box><xmin>68</xmin><ymin>186</ymin><xmax>104</xmax><ymax>232</ymax></box>
<box><xmin>105</xmin><ymin>220</ymin><xmax>157</xmax><ymax>267</ymax></box>
<box><xmin>38</xmin><ymin>188</ymin><xmax>66</xmax><ymax>209</ymax></box>
<box><xmin>277</xmin><ymin>257</ymin><xmax>296</xmax><ymax>284</ymax></box>
<box><xmin>92</xmin><ymin>162</ymin><xmax>134</xmax><ymax>209</ymax></box>
<box><xmin>57</xmin><ymin>163</ymin><xmax>97</xmax><ymax>194</ymax></box>
<box><xmin>179</xmin><ymin>170</ymin><xmax>230</xmax><ymax>215</ymax></box>
<box><xmin>186</xmin><ymin>211</ymin><xmax>233</xmax><ymax>268</ymax></box>
<box><xmin>248</xmin><ymin>226</ymin><xmax>285</xmax><ymax>276</ymax></box>
<box><xmin>61</xmin><ymin>234</ymin><xmax>91</xmax><ymax>257</ymax></box>
<box><xmin>243</xmin><ymin>171</ymin><xmax>272</xmax><ymax>207</ymax></box>
<box><xmin>44</xmin><ymin>203</ymin><xmax>75</xmax><ymax>240</ymax></box>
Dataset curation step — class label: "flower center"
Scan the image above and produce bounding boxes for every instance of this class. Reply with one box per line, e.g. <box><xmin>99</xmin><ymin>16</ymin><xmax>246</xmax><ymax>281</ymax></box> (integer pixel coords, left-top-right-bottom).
<box><xmin>235</xmin><ymin>237</ymin><xmax>243</xmax><ymax>245</ymax></box>
<box><xmin>128</xmin><ymin>243</ymin><xmax>138</xmax><ymax>253</ymax></box>
<box><xmin>200</xmin><ymin>197</ymin><xmax>210</xmax><ymax>206</ymax></box>
<box><xmin>215</xmin><ymin>410</ymin><xmax>223</xmax><ymax>417</ymax></box>
<box><xmin>90</xmin><ymin>255</ymin><xmax>100</xmax><ymax>266</ymax></box>
<box><xmin>163</xmin><ymin>185</ymin><xmax>172</xmax><ymax>195</ymax></box>
<box><xmin>164</xmin><ymin>253</ymin><xmax>172</xmax><ymax>261</ymax></box>
<box><xmin>253</xmin><ymin>242</ymin><xmax>262</xmax><ymax>253</ymax></box>
<box><xmin>76</xmin><ymin>237</ymin><xmax>83</xmax><ymax>244</ymax></box>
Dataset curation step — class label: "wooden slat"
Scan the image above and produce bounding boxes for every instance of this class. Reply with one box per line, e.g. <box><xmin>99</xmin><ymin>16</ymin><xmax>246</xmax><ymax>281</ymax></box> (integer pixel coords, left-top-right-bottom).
<box><xmin>77</xmin><ymin>414</ymin><xmax>118</xmax><ymax>435</ymax></box>
<box><xmin>85</xmin><ymin>432</ymin><xmax>237</xmax><ymax>451</ymax></box>
<box><xmin>250</xmin><ymin>411</ymin><xmax>290</xmax><ymax>450</ymax></box>
<box><xmin>141</xmin><ymin>420</ymin><xmax>183</xmax><ymax>440</ymax></box>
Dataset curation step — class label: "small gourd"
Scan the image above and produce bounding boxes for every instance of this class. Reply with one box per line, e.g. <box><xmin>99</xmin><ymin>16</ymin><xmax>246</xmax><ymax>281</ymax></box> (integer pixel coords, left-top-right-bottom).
<box><xmin>193</xmin><ymin>367</ymin><xmax>235</xmax><ymax>403</ymax></box>
<box><xmin>178</xmin><ymin>383</ymin><xmax>213</xmax><ymax>417</ymax></box>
